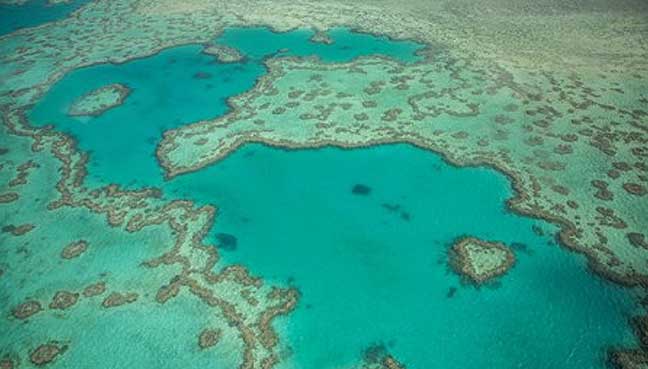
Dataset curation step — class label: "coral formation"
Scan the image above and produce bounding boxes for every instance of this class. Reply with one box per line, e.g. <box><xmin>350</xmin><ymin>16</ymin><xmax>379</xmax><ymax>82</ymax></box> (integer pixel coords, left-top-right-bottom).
<box><xmin>0</xmin><ymin>0</ymin><xmax>646</xmax><ymax>367</ymax></box>
<box><xmin>68</xmin><ymin>83</ymin><xmax>130</xmax><ymax>117</ymax></box>
<box><xmin>450</xmin><ymin>237</ymin><xmax>515</xmax><ymax>284</ymax></box>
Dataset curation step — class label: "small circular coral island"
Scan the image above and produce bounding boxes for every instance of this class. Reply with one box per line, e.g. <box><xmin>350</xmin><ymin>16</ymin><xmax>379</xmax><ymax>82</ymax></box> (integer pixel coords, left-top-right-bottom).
<box><xmin>68</xmin><ymin>83</ymin><xmax>130</xmax><ymax>117</ymax></box>
<box><xmin>450</xmin><ymin>236</ymin><xmax>515</xmax><ymax>284</ymax></box>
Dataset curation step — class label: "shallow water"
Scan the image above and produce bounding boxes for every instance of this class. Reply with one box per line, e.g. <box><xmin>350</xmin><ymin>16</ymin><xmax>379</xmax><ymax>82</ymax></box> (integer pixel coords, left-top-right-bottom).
<box><xmin>0</xmin><ymin>0</ymin><xmax>92</xmax><ymax>36</ymax></box>
<box><xmin>170</xmin><ymin>142</ymin><xmax>637</xmax><ymax>369</ymax></box>
<box><xmin>27</xmin><ymin>26</ymin><xmax>639</xmax><ymax>369</ymax></box>
<box><xmin>29</xmin><ymin>26</ymin><xmax>423</xmax><ymax>188</ymax></box>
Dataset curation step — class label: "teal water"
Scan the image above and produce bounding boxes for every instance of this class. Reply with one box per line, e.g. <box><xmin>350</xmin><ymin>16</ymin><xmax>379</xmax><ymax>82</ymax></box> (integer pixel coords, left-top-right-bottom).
<box><xmin>216</xmin><ymin>26</ymin><xmax>425</xmax><ymax>62</ymax></box>
<box><xmin>28</xmin><ymin>27</ymin><xmax>639</xmax><ymax>368</ymax></box>
<box><xmin>0</xmin><ymin>0</ymin><xmax>92</xmax><ymax>36</ymax></box>
<box><xmin>172</xmin><ymin>143</ymin><xmax>638</xmax><ymax>369</ymax></box>
<box><xmin>29</xmin><ymin>26</ymin><xmax>423</xmax><ymax>189</ymax></box>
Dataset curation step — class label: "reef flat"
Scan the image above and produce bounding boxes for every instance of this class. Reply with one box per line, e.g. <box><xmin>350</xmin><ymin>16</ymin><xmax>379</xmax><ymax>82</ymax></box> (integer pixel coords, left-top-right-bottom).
<box><xmin>67</xmin><ymin>83</ymin><xmax>129</xmax><ymax>117</ymax></box>
<box><xmin>1</xmin><ymin>0</ymin><xmax>647</xmax><ymax>368</ymax></box>
<box><xmin>450</xmin><ymin>237</ymin><xmax>515</xmax><ymax>284</ymax></box>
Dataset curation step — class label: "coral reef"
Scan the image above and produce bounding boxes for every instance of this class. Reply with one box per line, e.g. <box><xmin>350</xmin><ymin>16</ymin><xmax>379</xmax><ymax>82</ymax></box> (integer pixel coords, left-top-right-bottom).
<box><xmin>0</xmin><ymin>0</ymin><xmax>646</xmax><ymax>367</ymax></box>
<box><xmin>450</xmin><ymin>237</ymin><xmax>515</xmax><ymax>284</ymax></box>
<box><xmin>202</xmin><ymin>44</ymin><xmax>244</xmax><ymax>63</ymax></box>
<box><xmin>68</xmin><ymin>83</ymin><xmax>130</xmax><ymax>117</ymax></box>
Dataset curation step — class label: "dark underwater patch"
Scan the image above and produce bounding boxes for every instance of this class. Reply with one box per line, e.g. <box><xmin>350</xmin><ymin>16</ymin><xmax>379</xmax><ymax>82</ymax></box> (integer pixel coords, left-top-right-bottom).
<box><xmin>446</xmin><ymin>287</ymin><xmax>457</xmax><ymax>298</ymax></box>
<box><xmin>352</xmin><ymin>184</ymin><xmax>371</xmax><ymax>195</ymax></box>
<box><xmin>511</xmin><ymin>242</ymin><xmax>526</xmax><ymax>251</ymax></box>
<box><xmin>215</xmin><ymin>232</ymin><xmax>237</xmax><ymax>251</ymax></box>
<box><xmin>363</xmin><ymin>343</ymin><xmax>388</xmax><ymax>364</ymax></box>
<box><xmin>511</xmin><ymin>242</ymin><xmax>531</xmax><ymax>254</ymax></box>
<box><xmin>193</xmin><ymin>71</ymin><xmax>212</xmax><ymax>79</ymax></box>
<box><xmin>381</xmin><ymin>203</ymin><xmax>400</xmax><ymax>212</ymax></box>
<box><xmin>531</xmin><ymin>225</ymin><xmax>545</xmax><ymax>236</ymax></box>
<box><xmin>381</xmin><ymin>203</ymin><xmax>411</xmax><ymax>221</ymax></box>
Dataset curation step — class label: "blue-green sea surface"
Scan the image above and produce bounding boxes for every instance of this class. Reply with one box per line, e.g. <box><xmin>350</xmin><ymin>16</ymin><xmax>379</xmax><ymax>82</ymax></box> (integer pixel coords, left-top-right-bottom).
<box><xmin>0</xmin><ymin>0</ymin><xmax>92</xmax><ymax>36</ymax></box>
<box><xmin>174</xmin><ymin>143</ymin><xmax>638</xmax><ymax>369</ymax></box>
<box><xmin>29</xmin><ymin>26</ymin><xmax>423</xmax><ymax>188</ymax></box>
<box><xmin>27</xmin><ymin>27</ymin><xmax>639</xmax><ymax>369</ymax></box>
<box><xmin>216</xmin><ymin>26</ymin><xmax>425</xmax><ymax>62</ymax></box>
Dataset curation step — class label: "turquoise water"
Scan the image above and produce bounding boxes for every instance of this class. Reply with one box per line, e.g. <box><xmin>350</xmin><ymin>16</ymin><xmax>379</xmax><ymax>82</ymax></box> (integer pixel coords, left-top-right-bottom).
<box><xmin>0</xmin><ymin>0</ymin><xmax>92</xmax><ymax>36</ymax></box>
<box><xmin>216</xmin><ymin>26</ymin><xmax>425</xmax><ymax>62</ymax></box>
<box><xmin>31</xmin><ymin>43</ymin><xmax>265</xmax><ymax>187</ymax></box>
<box><xmin>28</xmin><ymin>27</ymin><xmax>639</xmax><ymax>368</ymax></box>
<box><xmin>29</xmin><ymin>26</ymin><xmax>423</xmax><ymax>188</ymax></box>
<box><xmin>172</xmin><ymin>143</ymin><xmax>637</xmax><ymax>369</ymax></box>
